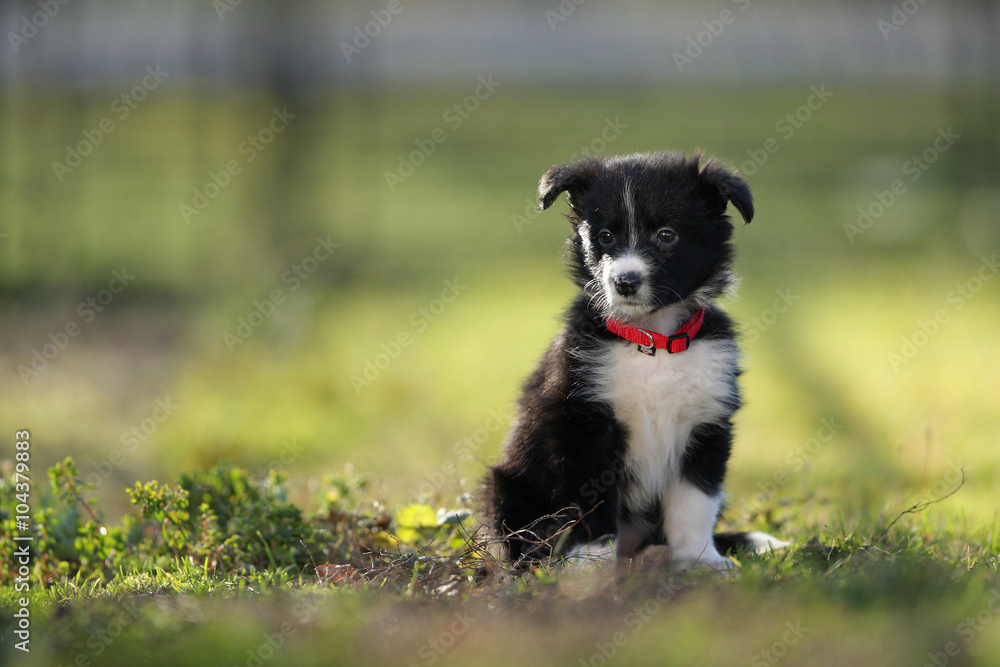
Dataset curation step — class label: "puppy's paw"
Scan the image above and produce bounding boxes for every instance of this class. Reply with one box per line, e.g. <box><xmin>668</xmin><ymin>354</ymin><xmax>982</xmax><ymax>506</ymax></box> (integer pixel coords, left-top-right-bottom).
<box><xmin>671</xmin><ymin>554</ymin><xmax>737</xmax><ymax>573</ymax></box>
<box><xmin>633</xmin><ymin>545</ymin><xmax>736</xmax><ymax>572</ymax></box>
<box><xmin>563</xmin><ymin>539</ymin><xmax>617</xmax><ymax>571</ymax></box>
<box><xmin>634</xmin><ymin>544</ymin><xmax>673</xmax><ymax>568</ymax></box>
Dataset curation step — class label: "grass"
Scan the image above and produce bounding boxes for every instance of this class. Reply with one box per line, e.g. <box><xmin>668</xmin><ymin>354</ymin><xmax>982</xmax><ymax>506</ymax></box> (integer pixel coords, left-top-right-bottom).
<box><xmin>2</xmin><ymin>457</ymin><xmax>998</xmax><ymax>667</ymax></box>
<box><xmin>1</xmin><ymin>82</ymin><xmax>999</xmax><ymax>664</ymax></box>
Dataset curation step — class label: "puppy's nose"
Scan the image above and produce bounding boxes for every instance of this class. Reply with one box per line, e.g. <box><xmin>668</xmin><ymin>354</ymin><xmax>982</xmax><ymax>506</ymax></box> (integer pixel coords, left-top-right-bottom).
<box><xmin>614</xmin><ymin>272</ymin><xmax>641</xmax><ymax>296</ymax></box>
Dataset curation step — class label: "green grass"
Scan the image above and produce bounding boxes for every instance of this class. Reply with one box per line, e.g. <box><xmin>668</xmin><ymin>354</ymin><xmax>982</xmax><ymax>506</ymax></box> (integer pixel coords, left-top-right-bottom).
<box><xmin>0</xmin><ymin>460</ymin><xmax>1000</xmax><ymax>665</ymax></box>
<box><xmin>1</xmin><ymin>457</ymin><xmax>998</xmax><ymax>667</ymax></box>
<box><xmin>1</xmin><ymin>83</ymin><xmax>999</xmax><ymax>664</ymax></box>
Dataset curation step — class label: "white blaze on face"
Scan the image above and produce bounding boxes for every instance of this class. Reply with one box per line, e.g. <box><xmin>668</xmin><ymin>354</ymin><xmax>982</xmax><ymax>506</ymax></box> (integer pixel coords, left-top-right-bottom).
<box><xmin>622</xmin><ymin>178</ymin><xmax>639</xmax><ymax>247</ymax></box>
<box><xmin>578</xmin><ymin>221</ymin><xmax>597</xmax><ymax>267</ymax></box>
<box><xmin>603</xmin><ymin>254</ymin><xmax>651</xmax><ymax>316</ymax></box>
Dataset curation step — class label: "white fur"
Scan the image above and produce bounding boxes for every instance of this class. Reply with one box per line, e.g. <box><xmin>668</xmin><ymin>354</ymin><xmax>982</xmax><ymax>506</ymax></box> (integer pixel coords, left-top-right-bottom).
<box><xmin>743</xmin><ymin>531</ymin><xmax>792</xmax><ymax>554</ymax></box>
<box><xmin>578</xmin><ymin>222</ymin><xmax>597</xmax><ymax>267</ymax></box>
<box><xmin>564</xmin><ymin>538</ymin><xmax>618</xmax><ymax>570</ymax></box>
<box><xmin>602</xmin><ymin>254</ymin><xmax>652</xmax><ymax>318</ymax></box>
<box><xmin>590</xmin><ymin>318</ymin><xmax>738</xmax><ymax>511</ymax></box>
<box><xmin>622</xmin><ymin>178</ymin><xmax>638</xmax><ymax>246</ymax></box>
<box><xmin>664</xmin><ymin>481</ymin><xmax>731</xmax><ymax>570</ymax></box>
<box><xmin>585</xmin><ymin>303</ymin><xmax>740</xmax><ymax>568</ymax></box>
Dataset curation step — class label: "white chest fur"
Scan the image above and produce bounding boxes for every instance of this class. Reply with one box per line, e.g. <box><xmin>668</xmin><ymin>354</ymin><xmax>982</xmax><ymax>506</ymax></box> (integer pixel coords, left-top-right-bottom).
<box><xmin>589</xmin><ymin>335</ymin><xmax>739</xmax><ymax>511</ymax></box>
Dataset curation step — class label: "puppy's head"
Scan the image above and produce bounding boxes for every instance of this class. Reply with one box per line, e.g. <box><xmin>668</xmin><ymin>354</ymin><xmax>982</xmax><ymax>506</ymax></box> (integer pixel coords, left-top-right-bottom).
<box><xmin>538</xmin><ymin>152</ymin><xmax>753</xmax><ymax>320</ymax></box>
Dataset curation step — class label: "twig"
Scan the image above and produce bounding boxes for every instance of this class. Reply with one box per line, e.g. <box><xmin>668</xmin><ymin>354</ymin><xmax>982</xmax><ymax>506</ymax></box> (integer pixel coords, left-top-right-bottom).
<box><xmin>864</xmin><ymin>468</ymin><xmax>966</xmax><ymax>550</ymax></box>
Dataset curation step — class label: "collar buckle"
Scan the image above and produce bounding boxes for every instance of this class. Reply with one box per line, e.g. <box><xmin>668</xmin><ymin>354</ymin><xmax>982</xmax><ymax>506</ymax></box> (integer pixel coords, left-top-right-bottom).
<box><xmin>666</xmin><ymin>332</ymin><xmax>691</xmax><ymax>354</ymax></box>
<box><xmin>605</xmin><ymin>307</ymin><xmax>706</xmax><ymax>357</ymax></box>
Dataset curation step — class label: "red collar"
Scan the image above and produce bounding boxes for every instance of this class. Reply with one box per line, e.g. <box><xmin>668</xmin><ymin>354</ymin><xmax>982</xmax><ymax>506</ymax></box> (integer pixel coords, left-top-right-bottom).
<box><xmin>605</xmin><ymin>308</ymin><xmax>706</xmax><ymax>356</ymax></box>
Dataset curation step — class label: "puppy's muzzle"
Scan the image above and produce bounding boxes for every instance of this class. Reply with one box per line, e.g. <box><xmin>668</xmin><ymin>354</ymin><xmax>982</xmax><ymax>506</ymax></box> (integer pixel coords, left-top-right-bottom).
<box><xmin>613</xmin><ymin>271</ymin><xmax>641</xmax><ymax>297</ymax></box>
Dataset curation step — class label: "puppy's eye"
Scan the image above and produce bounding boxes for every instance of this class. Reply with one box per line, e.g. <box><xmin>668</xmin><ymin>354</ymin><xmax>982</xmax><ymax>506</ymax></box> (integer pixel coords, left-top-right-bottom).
<box><xmin>656</xmin><ymin>228</ymin><xmax>678</xmax><ymax>245</ymax></box>
<box><xmin>598</xmin><ymin>230</ymin><xmax>614</xmax><ymax>245</ymax></box>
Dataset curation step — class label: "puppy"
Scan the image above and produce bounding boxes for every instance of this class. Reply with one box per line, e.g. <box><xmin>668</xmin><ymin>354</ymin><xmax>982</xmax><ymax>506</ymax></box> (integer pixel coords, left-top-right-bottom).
<box><xmin>486</xmin><ymin>151</ymin><xmax>786</xmax><ymax>570</ymax></box>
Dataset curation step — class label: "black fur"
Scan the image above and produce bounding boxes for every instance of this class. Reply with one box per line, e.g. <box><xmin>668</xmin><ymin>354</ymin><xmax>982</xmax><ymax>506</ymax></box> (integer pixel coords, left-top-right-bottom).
<box><xmin>486</xmin><ymin>151</ymin><xmax>765</xmax><ymax>566</ymax></box>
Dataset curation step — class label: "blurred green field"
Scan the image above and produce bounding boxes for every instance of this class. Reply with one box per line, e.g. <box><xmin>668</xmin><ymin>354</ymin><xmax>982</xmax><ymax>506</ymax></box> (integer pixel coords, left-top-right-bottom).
<box><xmin>2</xmin><ymin>81</ymin><xmax>1000</xmax><ymax>666</ymax></box>
<box><xmin>3</xmin><ymin>83</ymin><xmax>998</xmax><ymax>524</ymax></box>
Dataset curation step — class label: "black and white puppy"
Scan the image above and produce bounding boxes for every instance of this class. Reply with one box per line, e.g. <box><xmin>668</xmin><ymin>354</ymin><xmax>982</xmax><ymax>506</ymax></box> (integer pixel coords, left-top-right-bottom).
<box><xmin>486</xmin><ymin>151</ymin><xmax>785</xmax><ymax>570</ymax></box>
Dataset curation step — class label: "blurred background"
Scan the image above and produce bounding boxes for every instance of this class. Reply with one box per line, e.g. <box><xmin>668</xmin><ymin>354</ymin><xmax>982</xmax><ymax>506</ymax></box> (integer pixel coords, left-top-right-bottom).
<box><xmin>1</xmin><ymin>0</ymin><xmax>998</xmax><ymax>527</ymax></box>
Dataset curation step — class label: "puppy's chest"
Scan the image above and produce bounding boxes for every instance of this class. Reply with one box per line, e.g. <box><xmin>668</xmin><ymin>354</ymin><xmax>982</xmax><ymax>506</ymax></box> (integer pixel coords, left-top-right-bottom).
<box><xmin>591</xmin><ymin>338</ymin><xmax>738</xmax><ymax>506</ymax></box>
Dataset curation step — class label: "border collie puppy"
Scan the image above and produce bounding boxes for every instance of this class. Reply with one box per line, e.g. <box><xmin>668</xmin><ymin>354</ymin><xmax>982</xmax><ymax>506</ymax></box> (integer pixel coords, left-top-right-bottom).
<box><xmin>486</xmin><ymin>152</ymin><xmax>786</xmax><ymax>570</ymax></box>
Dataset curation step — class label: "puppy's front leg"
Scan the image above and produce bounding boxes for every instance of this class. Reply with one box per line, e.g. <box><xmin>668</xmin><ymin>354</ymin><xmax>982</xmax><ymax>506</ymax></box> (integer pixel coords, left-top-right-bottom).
<box><xmin>663</xmin><ymin>481</ymin><xmax>733</xmax><ymax>571</ymax></box>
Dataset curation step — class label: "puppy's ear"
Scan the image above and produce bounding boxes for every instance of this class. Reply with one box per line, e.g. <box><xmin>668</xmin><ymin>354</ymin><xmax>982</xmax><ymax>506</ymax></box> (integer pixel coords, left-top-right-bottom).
<box><xmin>537</xmin><ymin>161</ymin><xmax>594</xmax><ymax>213</ymax></box>
<box><xmin>699</xmin><ymin>159</ymin><xmax>754</xmax><ymax>225</ymax></box>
